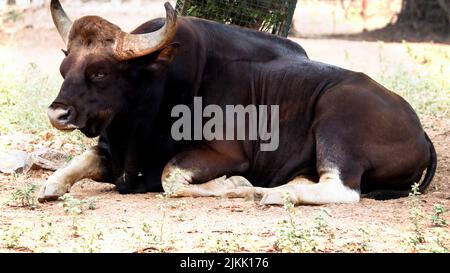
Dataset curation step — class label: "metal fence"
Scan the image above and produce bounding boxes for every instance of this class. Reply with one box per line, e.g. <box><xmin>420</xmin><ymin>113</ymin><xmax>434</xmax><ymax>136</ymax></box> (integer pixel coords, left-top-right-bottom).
<box><xmin>175</xmin><ymin>0</ymin><xmax>297</xmax><ymax>37</ymax></box>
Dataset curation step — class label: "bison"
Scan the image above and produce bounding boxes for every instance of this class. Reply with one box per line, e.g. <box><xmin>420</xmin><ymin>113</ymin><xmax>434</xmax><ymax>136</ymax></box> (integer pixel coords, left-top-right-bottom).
<box><xmin>38</xmin><ymin>0</ymin><xmax>436</xmax><ymax>206</ymax></box>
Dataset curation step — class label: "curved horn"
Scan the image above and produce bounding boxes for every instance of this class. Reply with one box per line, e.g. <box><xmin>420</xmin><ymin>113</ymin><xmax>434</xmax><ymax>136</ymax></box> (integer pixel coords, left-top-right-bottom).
<box><xmin>113</xmin><ymin>2</ymin><xmax>178</xmax><ymax>60</ymax></box>
<box><xmin>50</xmin><ymin>0</ymin><xmax>73</xmax><ymax>45</ymax></box>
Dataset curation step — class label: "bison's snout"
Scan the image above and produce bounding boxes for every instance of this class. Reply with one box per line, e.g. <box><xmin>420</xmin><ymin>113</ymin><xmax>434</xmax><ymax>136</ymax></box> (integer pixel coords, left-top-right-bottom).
<box><xmin>47</xmin><ymin>105</ymin><xmax>78</xmax><ymax>131</ymax></box>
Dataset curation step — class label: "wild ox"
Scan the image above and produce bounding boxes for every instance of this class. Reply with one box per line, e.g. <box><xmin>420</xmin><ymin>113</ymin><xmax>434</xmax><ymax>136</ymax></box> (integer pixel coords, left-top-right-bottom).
<box><xmin>38</xmin><ymin>0</ymin><xmax>436</xmax><ymax>205</ymax></box>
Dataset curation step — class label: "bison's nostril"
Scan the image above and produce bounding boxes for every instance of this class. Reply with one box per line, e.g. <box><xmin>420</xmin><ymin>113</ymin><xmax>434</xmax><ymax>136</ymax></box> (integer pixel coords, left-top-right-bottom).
<box><xmin>47</xmin><ymin>106</ymin><xmax>76</xmax><ymax>129</ymax></box>
<box><xmin>58</xmin><ymin>109</ymin><xmax>71</xmax><ymax>122</ymax></box>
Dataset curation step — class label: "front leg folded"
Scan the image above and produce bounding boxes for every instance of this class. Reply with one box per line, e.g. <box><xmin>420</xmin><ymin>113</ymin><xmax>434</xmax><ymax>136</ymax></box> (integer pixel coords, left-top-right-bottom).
<box><xmin>38</xmin><ymin>146</ymin><xmax>110</xmax><ymax>202</ymax></box>
<box><xmin>161</xmin><ymin>144</ymin><xmax>253</xmax><ymax>198</ymax></box>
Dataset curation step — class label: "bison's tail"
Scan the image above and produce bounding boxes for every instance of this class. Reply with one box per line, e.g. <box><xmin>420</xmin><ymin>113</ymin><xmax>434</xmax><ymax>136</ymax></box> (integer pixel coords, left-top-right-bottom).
<box><xmin>418</xmin><ymin>132</ymin><xmax>437</xmax><ymax>192</ymax></box>
<box><xmin>364</xmin><ymin>132</ymin><xmax>437</xmax><ymax>201</ymax></box>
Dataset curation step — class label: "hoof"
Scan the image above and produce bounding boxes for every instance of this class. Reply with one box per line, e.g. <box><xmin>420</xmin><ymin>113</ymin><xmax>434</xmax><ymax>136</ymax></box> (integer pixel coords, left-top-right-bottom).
<box><xmin>227</xmin><ymin>176</ymin><xmax>253</xmax><ymax>188</ymax></box>
<box><xmin>38</xmin><ymin>182</ymin><xmax>70</xmax><ymax>203</ymax></box>
<box><xmin>260</xmin><ymin>191</ymin><xmax>294</xmax><ymax>206</ymax></box>
<box><xmin>223</xmin><ymin>187</ymin><xmax>255</xmax><ymax>200</ymax></box>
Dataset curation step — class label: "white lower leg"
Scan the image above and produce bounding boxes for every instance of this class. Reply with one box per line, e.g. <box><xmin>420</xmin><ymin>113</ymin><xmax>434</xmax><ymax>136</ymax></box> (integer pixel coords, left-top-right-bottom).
<box><xmin>261</xmin><ymin>169</ymin><xmax>360</xmax><ymax>205</ymax></box>
<box><xmin>162</xmin><ymin>165</ymin><xmax>253</xmax><ymax>198</ymax></box>
<box><xmin>222</xmin><ymin>176</ymin><xmax>315</xmax><ymax>200</ymax></box>
<box><xmin>174</xmin><ymin>176</ymin><xmax>253</xmax><ymax>197</ymax></box>
<box><xmin>38</xmin><ymin>148</ymin><xmax>104</xmax><ymax>202</ymax></box>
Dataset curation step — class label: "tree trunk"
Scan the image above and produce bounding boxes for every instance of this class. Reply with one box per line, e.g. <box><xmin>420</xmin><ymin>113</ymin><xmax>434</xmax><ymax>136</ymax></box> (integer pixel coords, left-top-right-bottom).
<box><xmin>396</xmin><ymin>0</ymin><xmax>450</xmax><ymax>34</ymax></box>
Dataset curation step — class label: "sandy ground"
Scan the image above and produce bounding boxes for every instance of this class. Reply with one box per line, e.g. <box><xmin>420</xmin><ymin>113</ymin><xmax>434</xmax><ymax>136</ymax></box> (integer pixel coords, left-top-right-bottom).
<box><xmin>0</xmin><ymin>118</ymin><xmax>448</xmax><ymax>253</ymax></box>
<box><xmin>0</xmin><ymin>1</ymin><xmax>449</xmax><ymax>253</ymax></box>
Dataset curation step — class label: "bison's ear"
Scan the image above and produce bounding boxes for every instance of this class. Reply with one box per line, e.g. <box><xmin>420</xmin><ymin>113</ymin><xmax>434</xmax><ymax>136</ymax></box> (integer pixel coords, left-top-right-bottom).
<box><xmin>147</xmin><ymin>43</ymin><xmax>180</xmax><ymax>72</ymax></box>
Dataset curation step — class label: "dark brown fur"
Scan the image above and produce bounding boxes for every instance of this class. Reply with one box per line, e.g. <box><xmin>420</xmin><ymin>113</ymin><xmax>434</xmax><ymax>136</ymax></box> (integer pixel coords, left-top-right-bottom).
<box><xmin>48</xmin><ymin>15</ymin><xmax>436</xmax><ymax>198</ymax></box>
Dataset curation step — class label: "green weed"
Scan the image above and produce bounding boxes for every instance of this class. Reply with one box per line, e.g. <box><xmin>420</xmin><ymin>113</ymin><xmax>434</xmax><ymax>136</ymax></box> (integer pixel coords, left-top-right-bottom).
<box><xmin>274</xmin><ymin>194</ymin><xmax>317</xmax><ymax>253</ymax></box>
<box><xmin>59</xmin><ymin>194</ymin><xmax>97</xmax><ymax>237</ymax></box>
<box><xmin>431</xmin><ymin>204</ymin><xmax>447</xmax><ymax>227</ymax></box>
<box><xmin>38</xmin><ymin>217</ymin><xmax>54</xmax><ymax>244</ymax></box>
<box><xmin>2</xmin><ymin>224</ymin><xmax>29</xmax><ymax>249</ymax></box>
<box><xmin>375</xmin><ymin>43</ymin><xmax>450</xmax><ymax>118</ymax></box>
<box><xmin>2</xmin><ymin>9</ymin><xmax>23</xmax><ymax>23</ymax></box>
<box><xmin>79</xmin><ymin>225</ymin><xmax>103</xmax><ymax>253</ymax></box>
<box><xmin>407</xmin><ymin>183</ymin><xmax>425</xmax><ymax>249</ymax></box>
<box><xmin>5</xmin><ymin>183</ymin><xmax>38</xmax><ymax>209</ymax></box>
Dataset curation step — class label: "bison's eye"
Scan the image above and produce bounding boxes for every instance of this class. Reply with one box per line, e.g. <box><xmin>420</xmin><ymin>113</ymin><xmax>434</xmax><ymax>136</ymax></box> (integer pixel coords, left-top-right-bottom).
<box><xmin>90</xmin><ymin>72</ymin><xmax>107</xmax><ymax>81</ymax></box>
<box><xmin>86</xmin><ymin>61</ymin><xmax>110</xmax><ymax>83</ymax></box>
